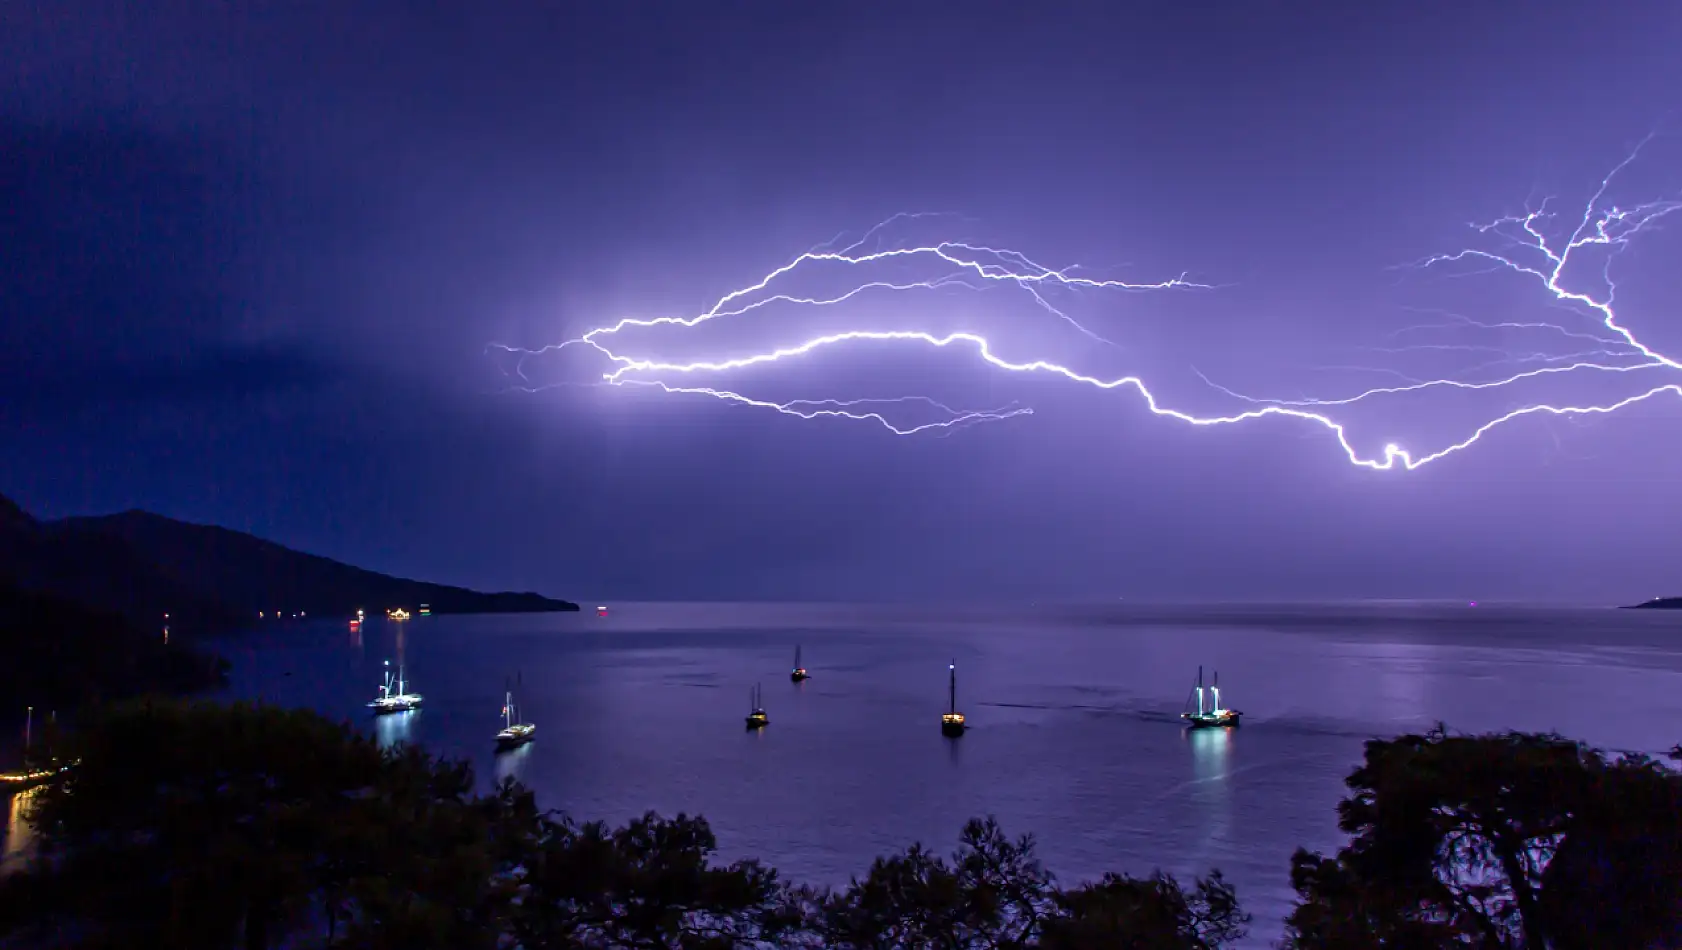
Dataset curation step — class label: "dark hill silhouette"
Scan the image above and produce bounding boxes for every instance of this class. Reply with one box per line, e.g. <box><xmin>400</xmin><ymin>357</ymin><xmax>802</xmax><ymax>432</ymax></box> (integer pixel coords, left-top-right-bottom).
<box><xmin>0</xmin><ymin>494</ymin><xmax>577</xmax><ymax>639</ymax></box>
<box><xmin>1624</xmin><ymin>596</ymin><xmax>1682</xmax><ymax>610</ymax></box>
<box><xmin>0</xmin><ymin>493</ymin><xmax>32</xmax><ymax>533</ymax></box>
<box><xmin>50</xmin><ymin>508</ymin><xmax>578</xmax><ymax>620</ymax></box>
<box><xmin>0</xmin><ymin>497</ymin><xmax>241</xmax><ymax>633</ymax></box>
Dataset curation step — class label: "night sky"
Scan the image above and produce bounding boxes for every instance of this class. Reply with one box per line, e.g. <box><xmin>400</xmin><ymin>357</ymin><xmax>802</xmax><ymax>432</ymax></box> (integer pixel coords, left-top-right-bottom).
<box><xmin>5</xmin><ymin>3</ymin><xmax>1680</xmax><ymax>604</ymax></box>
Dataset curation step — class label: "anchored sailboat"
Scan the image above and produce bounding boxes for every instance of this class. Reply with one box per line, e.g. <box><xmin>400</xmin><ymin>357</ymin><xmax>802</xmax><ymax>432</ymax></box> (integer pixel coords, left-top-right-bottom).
<box><xmin>496</xmin><ymin>673</ymin><xmax>535</xmax><ymax>749</ymax></box>
<box><xmin>1181</xmin><ymin>666</ymin><xmax>1240</xmax><ymax>728</ymax></box>
<box><xmin>941</xmin><ymin>661</ymin><xmax>966</xmax><ymax>737</ymax></box>
<box><xmin>790</xmin><ymin>645</ymin><xmax>809</xmax><ymax>683</ymax></box>
<box><xmin>368</xmin><ymin>660</ymin><xmax>423</xmax><ymax>714</ymax></box>
<box><xmin>745</xmin><ymin>683</ymin><xmax>768</xmax><ymax>729</ymax></box>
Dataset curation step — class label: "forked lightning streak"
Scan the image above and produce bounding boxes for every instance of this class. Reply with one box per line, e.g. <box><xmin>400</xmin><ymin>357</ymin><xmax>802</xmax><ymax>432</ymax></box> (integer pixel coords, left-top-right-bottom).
<box><xmin>491</xmin><ymin>151</ymin><xmax>1680</xmax><ymax>471</ymax></box>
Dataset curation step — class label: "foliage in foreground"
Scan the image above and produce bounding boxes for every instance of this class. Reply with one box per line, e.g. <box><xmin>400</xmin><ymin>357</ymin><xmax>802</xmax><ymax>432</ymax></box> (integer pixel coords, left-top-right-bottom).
<box><xmin>1283</xmin><ymin>727</ymin><xmax>1682</xmax><ymax>950</ymax></box>
<box><xmin>1</xmin><ymin>703</ymin><xmax>1679</xmax><ymax>950</ymax></box>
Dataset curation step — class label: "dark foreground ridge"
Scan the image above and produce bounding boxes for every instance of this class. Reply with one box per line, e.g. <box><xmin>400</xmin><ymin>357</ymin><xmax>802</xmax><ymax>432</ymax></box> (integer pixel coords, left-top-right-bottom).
<box><xmin>0</xmin><ymin>582</ymin><xmax>229</xmax><ymax>714</ymax></box>
<box><xmin>0</xmin><ymin>492</ymin><xmax>578</xmax><ymax>635</ymax></box>
<box><xmin>4</xmin><ymin>702</ymin><xmax>1681</xmax><ymax>950</ymax></box>
<box><xmin>1624</xmin><ymin>596</ymin><xmax>1682</xmax><ymax>610</ymax></box>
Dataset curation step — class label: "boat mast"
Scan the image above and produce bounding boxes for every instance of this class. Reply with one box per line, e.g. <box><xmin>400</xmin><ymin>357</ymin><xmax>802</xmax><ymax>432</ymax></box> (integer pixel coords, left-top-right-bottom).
<box><xmin>505</xmin><ymin>690</ymin><xmax>514</xmax><ymax>730</ymax></box>
<box><xmin>948</xmin><ymin>661</ymin><xmax>957</xmax><ymax>714</ymax></box>
<box><xmin>1211</xmin><ymin>670</ymin><xmax>1221</xmax><ymax>715</ymax></box>
<box><xmin>1196</xmin><ymin>665</ymin><xmax>1205</xmax><ymax>716</ymax></box>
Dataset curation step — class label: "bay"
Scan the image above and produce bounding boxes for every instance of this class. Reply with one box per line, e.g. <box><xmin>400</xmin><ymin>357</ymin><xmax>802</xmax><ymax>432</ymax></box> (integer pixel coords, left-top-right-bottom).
<box><xmin>9</xmin><ymin>601</ymin><xmax>1682</xmax><ymax>945</ymax></box>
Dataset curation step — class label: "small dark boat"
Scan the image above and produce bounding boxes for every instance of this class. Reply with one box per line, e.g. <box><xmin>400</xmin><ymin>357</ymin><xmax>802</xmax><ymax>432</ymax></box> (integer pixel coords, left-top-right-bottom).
<box><xmin>1181</xmin><ymin>666</ymin><xmax>1240</xmax><ymax>728</ymax></box>
<box><xmin>941</xmin><ymin>661</ymin><xmax>966</xmax><ymax>737</ymax></box>
<box><xmin>745</xmin><ymin>683</ymin><xmax>768</xmax><ymax>730</ymax></box>
<box><xmin>790</xmin><ymin>645</ymin><xmax>809</xmax><ymax>683</ymax></box>
<box><xmin>496</xmin><ymin>674</ymin><xmax>536</xmax><ymax>750</ymax></box>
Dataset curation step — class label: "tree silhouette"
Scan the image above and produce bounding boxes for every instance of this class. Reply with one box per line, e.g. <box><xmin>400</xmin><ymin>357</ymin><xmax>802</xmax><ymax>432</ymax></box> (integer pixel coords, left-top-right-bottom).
<box><xmin>1281</xmin><ymin>726</ymin><xmax>1682</xmax><ymax>949</ymax></box>
<box><xmin>506</xmin><ymin>810</ymin><xmax>793</xmax><ymax>948</ymax></box>
<box><xmin>1042</xmin><ymin>870</ymin><xmax>1245</xmax><ymax>950</ymax></box>
<box><xmin>0</xmin><ymin>701</ymin><xmax>511</xmax><ymax>950</ymax></box>
<box><xmin>808</xmin><ymin>816</ymin><xmax>1245</xmax><ymax>949</ymax></box>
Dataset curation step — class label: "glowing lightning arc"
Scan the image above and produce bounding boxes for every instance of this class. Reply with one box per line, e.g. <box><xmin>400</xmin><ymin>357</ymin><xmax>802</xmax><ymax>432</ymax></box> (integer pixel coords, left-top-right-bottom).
<box><xmin>491</xmin><ymin>151</ymin><xmax>1681</xmax><ymax>471</ymax></box>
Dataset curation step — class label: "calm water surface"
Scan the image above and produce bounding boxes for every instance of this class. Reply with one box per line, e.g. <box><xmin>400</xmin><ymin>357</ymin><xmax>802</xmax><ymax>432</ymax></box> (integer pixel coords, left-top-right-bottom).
<box><xmin>9</xmin><ymin>601</ymin><xmax>1682</xmax><ymax>945</ymax></box>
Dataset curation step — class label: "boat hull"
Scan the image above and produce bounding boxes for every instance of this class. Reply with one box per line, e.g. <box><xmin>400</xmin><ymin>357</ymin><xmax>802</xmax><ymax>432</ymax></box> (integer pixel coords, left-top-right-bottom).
<box><xmin>1182</xmin><ymin>711</ymin><xmax>1241</xmax><ymax>728</ymax></box>
<box><xmin>370</xmin><ymin>698</ymin><xmax>422</xmax><ymax>715</ymax></box>
<box><xmin>941</xmin><ymin>713</ymin><xmax>966</xmax><ymax>738</ymax></box>
<box><xmin>745</xmin><ymin>714</ymin><xmax>768</xmax><ymax>730</ymax></box>
<box><xmin>495</xmin><ymin>726</ymin><xmax>536</xmax><ymax>749</ymax></box>
<box><xmin>790</xmin><ymin>670</ymin><xmax>809</xmax><ymax>682</ymax></box>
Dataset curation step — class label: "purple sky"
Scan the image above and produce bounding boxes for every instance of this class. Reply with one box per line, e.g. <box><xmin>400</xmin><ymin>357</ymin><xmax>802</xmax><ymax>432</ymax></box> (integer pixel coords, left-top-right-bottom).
<box><xmin>4</xmin><ymin>2</ymin><xmax>1681</xmax><ymax>604</ymax></box>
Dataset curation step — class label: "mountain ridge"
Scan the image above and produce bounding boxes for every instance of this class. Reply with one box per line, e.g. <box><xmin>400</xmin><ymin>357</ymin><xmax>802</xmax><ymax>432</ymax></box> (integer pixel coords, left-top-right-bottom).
<box><xmin>0</xmin><ymin>493</ymin><xmax>579</xmax><ymax>636</ymax></box>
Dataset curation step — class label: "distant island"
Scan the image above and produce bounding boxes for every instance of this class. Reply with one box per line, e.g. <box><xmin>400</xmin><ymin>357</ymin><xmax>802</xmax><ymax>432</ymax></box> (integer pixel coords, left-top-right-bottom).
<box><xmin>0</xmin><ymin>491</ymin><xmax>577</xmax><ymax>711</ymax></box>
<box><xmin>1623</xmin><ymin>596</ymin><xmax>1682</xmax><ymax>610</ymax></box>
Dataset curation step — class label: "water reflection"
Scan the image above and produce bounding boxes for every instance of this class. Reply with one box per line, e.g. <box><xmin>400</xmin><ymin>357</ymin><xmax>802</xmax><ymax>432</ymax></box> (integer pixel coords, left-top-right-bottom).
<box><xmin>1</xmin><ymin>787</ymin><xmax>41</xmax><ymax>874</ymax></box>
<box><xmin>493</xmin><ymin>741</ymin><xmax>533</xmax><ymax>785</ymax></box>
<box><xmin>1183</xmin><ymin>726</ymin><xmax>1234</xmax><ymax>870</ymax></box>
<box><xmin>374</xmin><ymin>711</ymin><xmax>416</xmax><ymax>750</ymax></box>
<box><xmin>1186</xmin><ymin>726</ymin><xmax>1233</xmax><ymax>781</ymax></box>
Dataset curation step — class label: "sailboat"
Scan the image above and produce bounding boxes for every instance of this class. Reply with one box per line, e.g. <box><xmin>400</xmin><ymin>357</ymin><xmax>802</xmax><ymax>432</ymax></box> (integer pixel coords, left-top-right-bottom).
<box><xmin>941</xmin><ymin>661</ymin><xmax>967</xmax><ymax>737</ymax></box>
<box><xmin>745</xmin><ymin>683</ymin><xmax>768</xmax><ymax>729</ymax></box>
<box><xmin>790</xmin><ymin>645</ymin><xmax>809</xmax><ymax>682</ymax></box>
<box><xmin>368</xmin><ymin>660</ymin><xmax>423</xmax><ymax>714</ymax></box>
<box><xmin>496</xmin><ymin>674</ymin><xmax>536</xmax><ymax>749</ymax></box>
<box><xmin>0</xmin><ymin>708</ymin><xmax>71</xmax><ymax>789</ymax></box>
<box><xmin>1181</xmin><ymin>666</ymin><xmax>1240</xmax><ymax>728</ymax></box>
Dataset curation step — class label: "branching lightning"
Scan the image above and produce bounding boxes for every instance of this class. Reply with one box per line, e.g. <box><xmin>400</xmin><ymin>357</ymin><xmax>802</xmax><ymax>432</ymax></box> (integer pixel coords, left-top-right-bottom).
<box><xmin>491</xmin><ymin>149</ymin><xmax>1680</xmax><ymax>470</ymax></box>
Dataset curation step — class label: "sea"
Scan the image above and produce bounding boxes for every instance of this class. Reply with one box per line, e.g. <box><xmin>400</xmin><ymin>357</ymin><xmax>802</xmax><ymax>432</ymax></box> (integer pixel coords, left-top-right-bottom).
<box><xmin>6</xmin><ymin>601</ymin><xmax>1682</xmax><ymax>946</ymax></box>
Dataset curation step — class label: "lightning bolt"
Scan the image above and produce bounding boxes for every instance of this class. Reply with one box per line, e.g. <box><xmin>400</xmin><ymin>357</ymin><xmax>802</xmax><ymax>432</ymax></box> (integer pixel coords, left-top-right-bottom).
<box><xmin>491</xmin><ymin>146</ymin><xmax>1680</xmax><ymax>470</ymax></box>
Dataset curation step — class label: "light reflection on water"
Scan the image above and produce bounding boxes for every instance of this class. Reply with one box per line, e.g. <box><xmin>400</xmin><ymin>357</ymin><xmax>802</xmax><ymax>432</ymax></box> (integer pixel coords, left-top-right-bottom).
<box><xmin>1185</xmin><ymin>726</ymin><xmax>1235</xmax><ymax>872</ymax></box>
<box><xmin>374</xmin><ymin>710</ymin><xmax>416</xmax><ymax>750</ymax></box>
<box><xmin>1</xmin><ymin>787</ymin><xmax>41</xmax><ymax>874</ymax></box>
<box><xmin>494</xmin><ymin>741</ymin><xmax>534</xmax><ymax>785</ymax></box>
